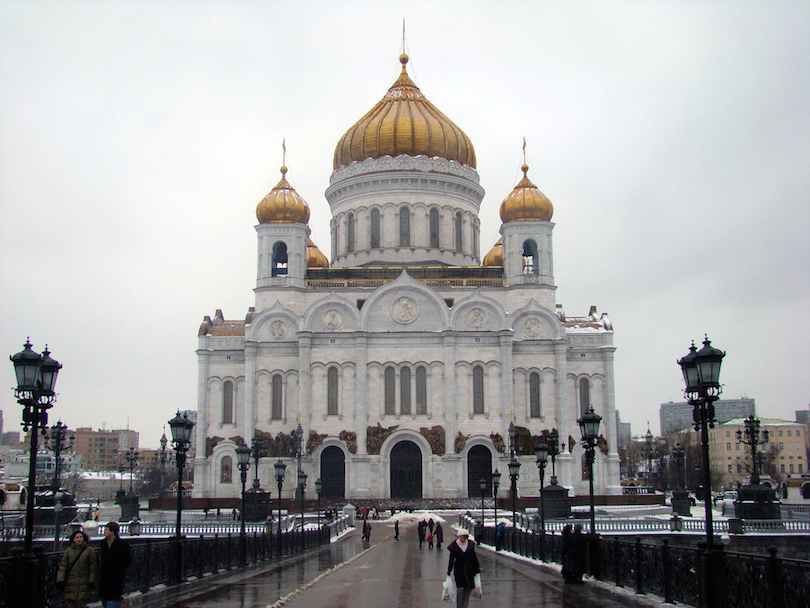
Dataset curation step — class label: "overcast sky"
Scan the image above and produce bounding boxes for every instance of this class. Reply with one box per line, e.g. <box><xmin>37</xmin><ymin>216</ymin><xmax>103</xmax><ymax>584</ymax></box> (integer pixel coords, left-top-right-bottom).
<box><xmin>2</xmin><ymin>1</ymin><xmax>809</xmax><ymax>448</ymax></box>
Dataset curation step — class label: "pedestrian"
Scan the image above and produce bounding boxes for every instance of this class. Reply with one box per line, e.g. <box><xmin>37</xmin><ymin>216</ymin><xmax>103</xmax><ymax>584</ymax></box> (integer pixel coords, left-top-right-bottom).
<box><xmin>394</xmin><ymin>520</ymin><xmax>400</xmax><ymax>540</ymax></box>
<box><xmin>428</xmin><ymin>517</ymin><xmax>435</xmax><ymax>533</ymax></box>
<box><xmin>560</xmin><ymin>523</ymin><xmax>573</xmax><ymax>582</ymax></box>
<box><xmin>56</xmin><ymin>529</ymin><xmax>98</xmax><ymax>608</ymax></box>
<box><xmin>418</xmin><ymin>520</ymin><xmax>426</xmax><ymax>547</ymax></box>
<box><xmin>363</xmin><ymin>520</ymin><xmax>372</xmax><ymax>542</ymax></box>
<box><xmin>446</xmin><ymin>529</ymin><xmax>481</xmax><ymax>608</ymax></box>
<box><xmin>435</xmin><ymin>521</ymin><xmax>443</xmax><ymax>549</ymax></box>
<box><xmin>427</xmin><ymin>529</ymin><xmax>434</xmax><ymax>549</ymax></box>
<box><xmin>98</xmin><ymin>521</ymin><xmax>132</xmax><ymax>608</ymax></box>
<box><xmin>564</xmin><ymin>524</ymin><xmax>587</xmax><ymax>584</ymax></box>
<box><xmin>495</xmin><ymin>521</ymin><xmax>505</xmax><ymax>551</ymax></box>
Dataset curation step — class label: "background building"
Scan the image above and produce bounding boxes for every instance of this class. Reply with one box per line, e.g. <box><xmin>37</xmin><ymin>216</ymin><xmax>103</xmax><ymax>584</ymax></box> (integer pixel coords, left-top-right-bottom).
<box><xmin>660</xmin><ymin>398</ymin><xmax>756</xmax><ymax>437</ymax></box>
<box><xmin>193</xmin><ymin>51</ymin><xmax>621</xmax><ymax>502</ymax></box>
<box><xmin>74</xmin><ymin>427</ymin><xmax>139</xmax><ymax>472</ymax></box>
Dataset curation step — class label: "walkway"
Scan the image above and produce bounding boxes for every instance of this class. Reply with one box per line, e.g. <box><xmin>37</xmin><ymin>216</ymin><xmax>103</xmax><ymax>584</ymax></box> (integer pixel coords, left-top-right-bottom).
<box><xmin>154</xmin><ymin>521</ymin><xmax>661</xmax><ymax>608</ymax></box>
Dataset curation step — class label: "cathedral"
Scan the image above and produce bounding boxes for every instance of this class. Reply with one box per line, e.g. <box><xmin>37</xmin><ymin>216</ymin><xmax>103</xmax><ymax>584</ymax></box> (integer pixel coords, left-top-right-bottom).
<box><xmin>193</xmin><ymin>52</ymin><xmax>621</xmax><ymax>502</ymax></box>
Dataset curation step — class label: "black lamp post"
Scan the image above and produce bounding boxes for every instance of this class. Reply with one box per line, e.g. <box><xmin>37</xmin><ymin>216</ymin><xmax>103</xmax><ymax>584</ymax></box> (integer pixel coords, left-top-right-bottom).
<box><xmin>479</xmin><ymin>477</ymin><xmax>487</xmax><ymax>526</ymax></box>
<box><xmin>678</xmin><ymin>336</ymin><xmax>724</xmax><ymax>548</ymax></box>
<box><xmin>251</xmin><ymin>435</ymin><xmax>263</xmax><ymax>490</ymax></box>
<box><xmin>168</xmin><ymin>410</ymin><xmax>194</xmax><ymax>584</ymax></box>
<box><xmin>578</xmin><ymin>407</ymin><xmax>602</xmax><ymax>535</ymax></box>
<box><xmin>274</xmin><ymin>459</ymin><xmax>286</xmax><ymax>555</ymax></box>
<box><xmin>158</xmin><ymin>431</ymin><xmax>168</xmax><ymax>498</ymax></box>
<box><xmin>315</xmin><ymin>478</ymin><xmax>322</xmax><ymax>532</ymax></box>
<box><xmin>535</xmin><ymin>441</ymin><xmax>549</xmax><ymax>536</ymax></box>
<box><xmin>45</xmin><ymin>420</ymin><xmax>73</xmax><ymax>494</ymax></box>
<box><xmin>672</xmin><ymin>443</ymin><xmax>685</xmax><ymax>490</ymax></box>
<box><xmin>645</xmin><ymin>427</ymin><xmax>654</xmax><ymax>489</ymax></box>
<box><xmin>298</xmin><ymin>469</ymin><xmax>308</xmax><ymax>535</ymax></box>
<box><xmin>492</xmin><ymin>469</ymin><xmax>501</xmax><ymax>545</ymax></box>
<box><xmin>10</xmin><ymin>339</ymin><xmax>61</xmax><ymax>561</ymax></box>
<box><xmin>547</xmin><ymin>430</ymin><xmax>560</xmax><ymax>485</ymax></box>
<box><xmin>125</xmin><ymin>447</ymin><xmax>139</xmax><ymax>494</ymax></box>
<box><xmin>736</xmin><ymin>415</ymin><xmax>768</xmax><ymax>485</ymax></box>
<box><xmin>236</xmin><ymin>442</ymin><xmax>251</xmax><ymax>565</ymax></box>
<box><xmin>294</xmin><ymin>421</ymin><xmax>304</xmax><ymax>499</ymax></box>
<box><xmin>508</xmin><ymin>458</ymin><xmax>521</xmax><ymax>529</ymax></box>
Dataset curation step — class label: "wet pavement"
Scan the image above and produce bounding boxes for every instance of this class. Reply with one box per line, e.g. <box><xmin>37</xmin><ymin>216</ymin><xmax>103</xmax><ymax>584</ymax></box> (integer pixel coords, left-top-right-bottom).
<box><xmin>159</xmin><ymin>521</ymin><xmax>657</xmax><ymax>608</ymax></box>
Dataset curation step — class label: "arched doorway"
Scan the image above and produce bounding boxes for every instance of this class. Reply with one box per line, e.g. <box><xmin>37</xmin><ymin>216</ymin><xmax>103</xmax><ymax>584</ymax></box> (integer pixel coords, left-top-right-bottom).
<box><xmin>390</xmin><ymin>440</ymin><xmax>422</xmax><ymax>499</ymax></box>
<box><xmin>320</xmin><ymin>446</ymin><xmax>345</xmax><ymax>499</ymax></box>
<box><xmin>467</xmin><ymin>445</ymin><xmax>493</xmax><ymax>498</ymax></box>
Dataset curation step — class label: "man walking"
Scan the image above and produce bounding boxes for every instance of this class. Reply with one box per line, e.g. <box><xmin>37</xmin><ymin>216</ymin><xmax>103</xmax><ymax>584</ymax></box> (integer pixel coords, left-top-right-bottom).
<box><xmin>98</xmin><ymin>522</ymin><xmax>131</xmax><ymax>608</ymax></box>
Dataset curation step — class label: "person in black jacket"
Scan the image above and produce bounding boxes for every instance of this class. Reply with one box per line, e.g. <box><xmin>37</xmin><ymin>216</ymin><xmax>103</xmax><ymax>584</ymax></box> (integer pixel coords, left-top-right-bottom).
<box><xmin>98</xmin><ymin>521</ymin><xmax>132</xmax><ymax>608</ymax></box>
<box><xmin>446</xmin><ymin>529</ymin><xmax>480</xmax><ymax>608</ymax></box>
<box><xmin>564</xmin><ymin>524</ymin><xmax>587</xmax><ymax>584</ymax></box>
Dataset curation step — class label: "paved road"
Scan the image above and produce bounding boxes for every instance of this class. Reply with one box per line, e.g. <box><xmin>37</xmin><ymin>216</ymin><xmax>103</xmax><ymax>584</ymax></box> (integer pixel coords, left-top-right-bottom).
<box><xmin>163</xmin><ymin>521</ymin><xmax>649</xmax><ymax>608</ymax></box>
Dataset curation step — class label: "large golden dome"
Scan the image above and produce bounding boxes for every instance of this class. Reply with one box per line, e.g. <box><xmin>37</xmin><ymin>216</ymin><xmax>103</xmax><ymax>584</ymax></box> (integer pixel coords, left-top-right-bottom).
<box><xmin>333</xmin><ymin>54</ymin><xmax>476</xmax><ymax>170</ymax></box>
<box><xmin>499</xmin><ymin>164</ymin><xmax>553</xmax><ymax>223</ymax></box>
<box><xmin>256</xmin><ymin>165</ymin><xmax>311</xmax><ymax>224</ymax></box>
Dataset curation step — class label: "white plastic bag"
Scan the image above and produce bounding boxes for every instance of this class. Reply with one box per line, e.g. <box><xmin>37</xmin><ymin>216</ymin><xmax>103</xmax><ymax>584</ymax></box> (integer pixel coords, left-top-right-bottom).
<box><xmin>471</xmin><ymin>573</ymin><xmax>483</xmax><ymax>598</ymax></box>
<box><xmin>442</xmin><ymin>575</ymin><xmax>457</xmax><ymax>603</ymax></box>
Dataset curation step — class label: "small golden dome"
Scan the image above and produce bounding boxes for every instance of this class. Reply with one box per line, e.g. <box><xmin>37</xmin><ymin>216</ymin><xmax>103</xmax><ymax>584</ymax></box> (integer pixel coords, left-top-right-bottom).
<box><xmin>306</xmin><ymin>238</ymin><xmax>329</xmax><ymax>268</ymax></box>
<box><xmin>482</xmin><ymin>236</ymin><xmax>504</xmax><ymax>267</ymax></box>
<box><xmin>333</xmin><ymin>53</ymin><xmax>476</xmax><ymax>170</ymax></box>
<box><xmin>256</xmin><ymin>165</ymin><xmax>311</xmax><ymax>224</ymax></box>
<box><xmin>499</xmin><ymin>163</ymin><xmax>553</xmax><ymax>223</ymax></box>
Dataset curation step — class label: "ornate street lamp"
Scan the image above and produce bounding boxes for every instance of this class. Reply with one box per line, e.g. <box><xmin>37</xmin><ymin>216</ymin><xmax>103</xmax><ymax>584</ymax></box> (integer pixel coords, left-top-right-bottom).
<box><xmin>315</xmin><ymin>478</ymin><xmax>323</xmax><ymax>532</ymax></box>
<box><xmin>250</xmin><ymin>435</ymin><xmax>263</xmax><ymax>490</ymax></box>
<box><xmin>125</xmin><ymin>447</ymin><xmax>139</xmax><ymax>494</ymax></box>
<box><xmin>578</xmin><ymin>406</ymin><xmax>602</xmax><ymax>535</ymax></box>
<box><xmin>672</xmin><ymin>443</ymin><xmax>685</xmax><ymax>490</ymax></box>
<box><xmin>10</xmin><ymin>339</ymin><xmax>61</xmax><ymax>601</ymax></box>
<box><xmin>45</xmin><ymin>420</ymin><xmax>73</xmax><ymax>494</ymax></box>
<box><xmin>508</xmin><ymin>457</ymin><xmax>521</xmax><ymax>529</ymax></box>
<box><xmin>678</xmin><ymin>336</ymin><xmax>724</xmax><ymax>548</ymax></box>
<box><xmin>736</xmin><ymin>415</ymin><xmax>769</xmax><ymax>485</ymax></box>
<box><xmin>645</xmin><ymin>426</ymin><xmax>654</xmax><ymax>488</ymax></box>
<box><xmin>274</xmin><ymin>459</ymin><xmax>287</xmax><ymax>555</ymax></box>
<box><xmin>168</xmin><ymin>410</ymin><xmax>194</xmax><ymax>584</ymax></box>
<box><xmin>492</xmin><ymin>469</ymin><xmax>501</xmax><ymax>548</ymax></box>
<box><xmin>158</xmin><ymin>431</ymin><xmax>168</xmax><ymax>498</ymax></box>
<box><xmin>298</xmin><ymin>469</ymin><xmax>308</xmax><ymax>536</ymax></box>
<box><xmin>235</xmin><ymin>442</ymin><xmax>251</xmax><ymax>565</ymax></box>
<box><xmin>547</xmin><ymin>430</ymin><xmax>560</xmax><ymax>485</ymax></box>
<box><xmin>535</xmin><ymin>442</ymin><xmax>549</xmax><ymax>536</ymax></box>
<box><xmin>479</xmin><ymin>477</ymin><xmax>487</xmax><ymax>526</ymax></box>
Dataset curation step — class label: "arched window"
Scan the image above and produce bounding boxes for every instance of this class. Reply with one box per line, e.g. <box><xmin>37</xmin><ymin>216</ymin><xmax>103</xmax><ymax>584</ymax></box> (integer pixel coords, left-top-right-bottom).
<box><xmin>347</xmin><ymin>213</ymin><xmax>355</xmax><ymax>253</ymax></box>
<box><xmin>455</xmin><ymin>212</ymin><xmax>463</xmax><ymax>251</ymax></box>
<box><xmin>473</xmin><ymin>365</ymin><xmax>485</xmax><ymax>414</ymax></box>
<box><xmin>271</xmin><ymin>375</ymin><xmax>283</xmax><ymax>420</ymax></box>
<box><xmin>384</xmin><ymin>367</ymin><xmax>396</xmax><ymax>415</ymax></box>
<box><xmin>370</xmin><ymin>208</ymin><xmax>380</xmax><ymax>248</ymax></box>
<box><xmin>529</xmin><ymin>372</ymin><xmax>541</xmax><ymax>418</ymax></box>
<box><xmin>522</xmin><ymin>240</ymin><xmax>539</xmax><ymax>275</ymax></box>
<box><xmin>429</xmin><ymin>208</ymin><xmax>439</xmax><ymax>248</ymax></box>
<box><xmin>399</xmin><ymin>207</ymin><xmax>410</xmax><ymax>247</ymax></box>
<box><xmin>271</xmin><ymin>242</ymin><xmax>288</xmax><ymax>276</ymax></box>
<box><xmin>327</xmin><ymin>367</ymin><xmax>339</xmax><ymax>415</ymax></box>
<box><xmin>416</xmin><ymin>366</ymin><xmax>427</xmax><ymax>414</ymax></box>
<box><xmin>222</xmin><ymin>381</ymin><xmax>234</xmax><ymax>424</ymax></box>
<box><xmin>579</xmin><ymin>378</ymin><xmax>591</xmax><ymax>415</ymax></box>
<box><xmin>400</xmin><ymin>367</ymin><xmax>411</xmax><ymax>415</ymax></box>
<box><xmin>220</xmin><ymin>456</ymin><xmax>233</xmax><ymax>484</ymax></box>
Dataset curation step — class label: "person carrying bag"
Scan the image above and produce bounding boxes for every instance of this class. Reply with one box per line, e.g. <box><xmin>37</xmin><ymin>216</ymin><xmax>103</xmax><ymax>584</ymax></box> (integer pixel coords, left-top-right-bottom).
<box><xmin>446</xmin><ymin>528</ymin><xmax>482</xmax><ymax>607</ymax></box>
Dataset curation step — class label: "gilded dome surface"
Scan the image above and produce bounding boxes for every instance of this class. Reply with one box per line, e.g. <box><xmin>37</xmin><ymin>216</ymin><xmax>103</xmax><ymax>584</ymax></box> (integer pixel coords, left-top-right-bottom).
<box><xmin>256</xmin><ymin>165</ymin><xmax>311</xmax><ymax>224</ymax></box>
<box><xmin>333</xmin><ymin>54</ymin><xmax>476</xmax><ymax>171</ymax></box>
<box><xmin>482</xmin><ymin>236</ymin><xmax>504</xmax><ymax>267</ymax></box>
<box><xmin>499</xmin><ymin>164</ymin><xmax>553</xmax><ymax>223</ymax></box>
<box><xmin>306</xmin><ymin>238</ymin><xmax>329</xmax><ymax>268</ymax></box>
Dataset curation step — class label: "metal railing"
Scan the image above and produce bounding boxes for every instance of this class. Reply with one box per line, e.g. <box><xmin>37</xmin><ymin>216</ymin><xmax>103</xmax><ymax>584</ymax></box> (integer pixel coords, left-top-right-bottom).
<box><xmin>461</xmin><ymin>515</ymin><xmax>810</xmax><ymax>608</ymax></box>
<box><xmin>0</xmin><ymin>514</ymin><xmax>351</xmax><ymax>608</ymax></box>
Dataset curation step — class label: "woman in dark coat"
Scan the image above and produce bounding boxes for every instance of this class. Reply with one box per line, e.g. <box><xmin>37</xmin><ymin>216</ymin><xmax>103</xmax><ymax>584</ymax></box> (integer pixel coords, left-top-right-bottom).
<box><xmin>57</xmin><ymin>529</ymin><xmax>97</xmax><ymax>608</ymax></box>
<box><xmin>99</xmin><ymin>521</ymin><xmax>132</xmax><ymax>607</ymax></box>
<box><xmin>435</xmin><ymin>521</ymin><xmax>444</xmax><ymax>549</ymax></box>
<box><xmin>560</xmin><ymin>523</ymin><xmax>573</xmax><ymax>582</ymax></box>
<box><xmin>446</xmin><ymin>529</ymin><xmax>480</xmax><ymax>608</ymax></box>
<box><xmin>565</xmin><ymin>524</ymin><xmax>587</xmax><ymax>584</ymax></box>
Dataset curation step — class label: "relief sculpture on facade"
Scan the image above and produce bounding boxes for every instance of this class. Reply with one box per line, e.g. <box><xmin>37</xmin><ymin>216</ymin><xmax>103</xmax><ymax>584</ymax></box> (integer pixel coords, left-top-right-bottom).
<box><xmin>455</xmin><ymin>431</ymin><xmax>470</xmax><ymax>453</ymax></box>
<box><xmin>307</xmin><ymin>430</ymin><xmax>329</xmax><ymax>454</ymax></box>
<box><xmin>206</xmin><ymin>436</ymin><xmax>224</xmax><ymax>457</ymax></box>
<box><xmin>490</xmin><ymin>432</ymin><xmax>505</xmax><ymax>453</ymax></box>
<box><xmin>367</xmin><ymin>423</ymin><xmax>398</xmax><ymax>455</ymax></box>
<box><xmin>339</xmin><ymin>430</ymin><xmax>357</xmax><ymax>454</ymax></box>
<box><xmin>420</xmin><ymin>425</ymin><xmax>445</xmax><ymax>456</ymax></box>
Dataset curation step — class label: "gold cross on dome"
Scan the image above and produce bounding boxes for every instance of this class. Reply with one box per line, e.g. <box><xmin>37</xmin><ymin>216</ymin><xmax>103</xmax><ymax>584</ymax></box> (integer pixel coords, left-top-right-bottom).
<box><xmin>296</xmin><ymin>412</ymin><xmax>303</xmax><ymax>424</ymax></box>
<box><xmin>509</xmin><ymin>411</ymin><xmax>515</xmax><ymax>423</ymax></box>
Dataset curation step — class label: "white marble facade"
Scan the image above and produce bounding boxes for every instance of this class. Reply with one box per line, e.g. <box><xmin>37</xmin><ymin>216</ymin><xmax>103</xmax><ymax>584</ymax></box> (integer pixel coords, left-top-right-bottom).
<box><xmin>193</xmin><ymin>65</ymin><xmax>622</xmax><ymax>503</ymax></box>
